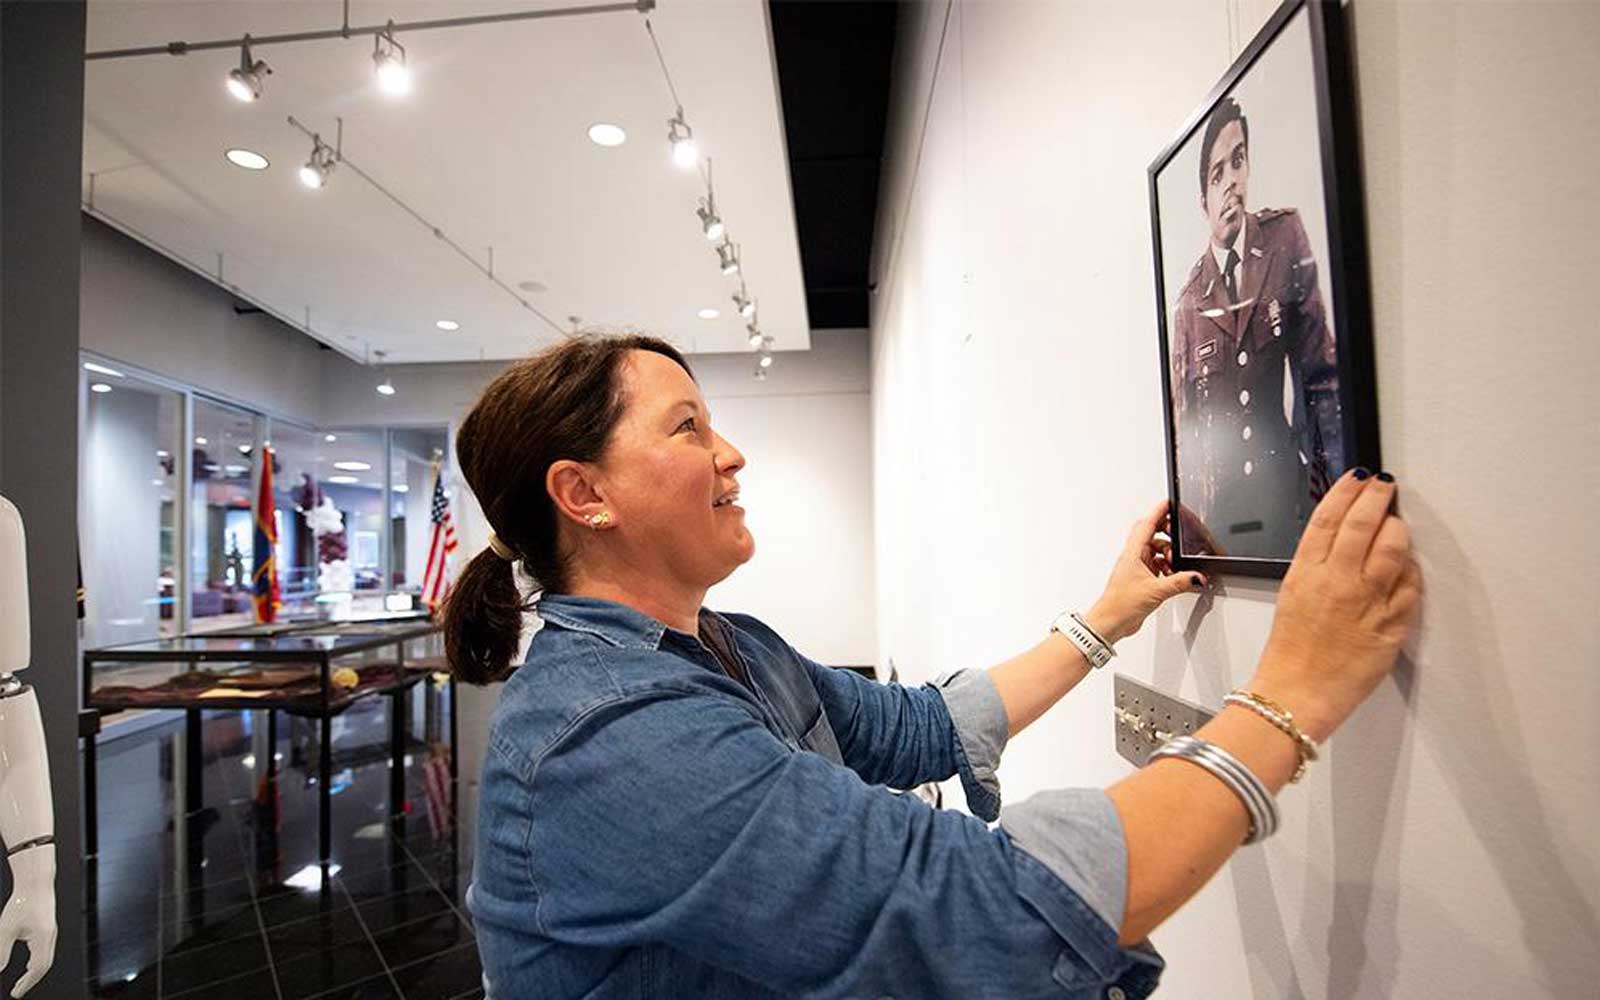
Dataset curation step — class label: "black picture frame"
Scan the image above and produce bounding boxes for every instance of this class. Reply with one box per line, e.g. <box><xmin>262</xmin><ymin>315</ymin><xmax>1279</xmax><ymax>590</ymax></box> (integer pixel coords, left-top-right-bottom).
<box><xmin>1148</xmin><ymin>0</ymin><xmax>1379</xmax><ymax>579</ymax></box>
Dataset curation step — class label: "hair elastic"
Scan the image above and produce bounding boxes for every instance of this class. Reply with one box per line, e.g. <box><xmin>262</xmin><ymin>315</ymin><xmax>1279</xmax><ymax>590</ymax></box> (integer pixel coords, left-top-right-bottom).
<box><xmin>486</xmin><ymin>533</ymin><xmax>516</xmax><ymax>561</ymax></box>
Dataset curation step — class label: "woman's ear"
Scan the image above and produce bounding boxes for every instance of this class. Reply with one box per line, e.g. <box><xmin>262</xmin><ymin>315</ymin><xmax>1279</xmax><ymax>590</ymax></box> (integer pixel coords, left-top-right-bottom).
<box><xmin>547</xmin><ymin>460</ymin><xmax>612</xmax><ymax>529</ymax></box>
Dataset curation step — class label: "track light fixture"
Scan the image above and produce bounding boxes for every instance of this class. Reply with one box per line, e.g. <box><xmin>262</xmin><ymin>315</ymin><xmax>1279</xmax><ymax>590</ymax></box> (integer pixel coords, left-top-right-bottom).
<box><xmin>753</xmin><ymin>366</ymin><xmax>768</xmax><ymax>382</ymax></box>
<box><xmin>373</xmin><ymin>21</ymin><xmax>410</xmax><ymax>96</ymax></box>
<box><xmin>715</xmin><ymin>237</ymin><xmax>740</xmax><ymax>276</ymax></box>
<box><xmin>226</xmin><ymin>35</ymin><xmax>272</xmax><ymax>102</ymax></box>
<box><xmin>374</xmin><ymin>349</ymin><xmax>396</xmax><ymax>396</ymax></box>
<box><xmin>668</xmin><ymin>112</ymin><xmax>697</xmax><ymax>169</ymax></box>
<box><xmin>758</xmin><ymin>353</ymin><xmax>774</xmax><ymax>370</ymax></box>
<box><xmin>696</xmin><ymin>158</ymin><xmax>724</xmax><ymax>240</ymax></box>
<box><xmin>299</xmin><ymin>135</ymin><xmax>337</xmax><ymax>189</ymax></box>
<box><xmin>733</xmin><ymin>285</ymin><xmax>756</xmax><ymax>320</ymax></box>
<box><xmin>747</xmin><ymin>323</ymin><xmax>764</xmax><ymax>350</ymax></box>
<box><xmin>697</xmin><ymin>199</ymin><xmax>723</xmax><ymax>242</ymax></box>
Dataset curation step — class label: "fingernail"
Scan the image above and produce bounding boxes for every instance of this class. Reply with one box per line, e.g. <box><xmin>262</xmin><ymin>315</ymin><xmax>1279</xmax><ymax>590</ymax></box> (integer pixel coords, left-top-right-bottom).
<box><xmin>1191</xmin><ymin>575</ymin><xmax>1205</xmax><ymax>590</ymax></box>
<box><xmin>1353</xmin><ymin>467</ymin><xmax>1371</xmax><ymax>481</ymax></box>
<box><xmin>1376</xmin><ymin>471</ymin><xmax>1395</xmax><ymax>483</ymax></box>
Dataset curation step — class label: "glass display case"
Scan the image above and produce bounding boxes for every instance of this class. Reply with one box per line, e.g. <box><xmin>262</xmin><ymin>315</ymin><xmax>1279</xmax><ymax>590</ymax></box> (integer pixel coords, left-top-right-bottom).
<box><xmin>83</xmin><ymin>613</ymin><xmax>451</xmax><ymax>861</ymax></box>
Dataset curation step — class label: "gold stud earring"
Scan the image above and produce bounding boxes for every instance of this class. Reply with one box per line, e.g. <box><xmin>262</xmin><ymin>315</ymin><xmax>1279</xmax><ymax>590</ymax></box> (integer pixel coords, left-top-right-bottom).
<box><xmin>587</xmin><ymin>511</ymin><xmax>612</xmax><ymax>530</ymax></box>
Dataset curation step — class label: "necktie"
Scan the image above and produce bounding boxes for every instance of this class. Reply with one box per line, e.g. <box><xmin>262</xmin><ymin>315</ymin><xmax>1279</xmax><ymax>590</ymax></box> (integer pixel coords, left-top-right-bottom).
<box><xmin>1223</xmin><ymin>248</ymin><xmax>1241</xmax><ymax>305</ymax></box>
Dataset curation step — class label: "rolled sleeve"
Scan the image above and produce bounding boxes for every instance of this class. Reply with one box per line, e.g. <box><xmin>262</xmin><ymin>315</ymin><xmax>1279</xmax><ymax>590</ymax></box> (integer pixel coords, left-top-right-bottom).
<box><xmin>999</xmin><ymin>788</ymin><xmax>1130</xmax><ymax>931</ymax></box>
<box><xmin>1001</xmin><ymin>789</ymin><xmax>1163</xmax><ymax>995</ymax></box>
<box><xmin>933</xmin><ymin>668</ymin><xmax>1010</xmax><ymax>822</ymax></box>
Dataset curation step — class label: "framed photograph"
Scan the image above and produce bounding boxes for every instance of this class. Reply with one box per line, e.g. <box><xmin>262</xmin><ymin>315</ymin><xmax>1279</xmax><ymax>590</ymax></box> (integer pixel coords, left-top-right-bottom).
<box><xmin>1149</xmin><ymin>0</ymin><xmax>1379</xmax><ymax>578</ymax></box>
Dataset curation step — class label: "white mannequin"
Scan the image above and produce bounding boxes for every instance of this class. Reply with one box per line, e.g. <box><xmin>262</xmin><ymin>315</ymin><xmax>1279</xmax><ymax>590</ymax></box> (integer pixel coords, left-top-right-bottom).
<box><xmin>0</xmin><ymin>497</ymin><xmax>56</xmax><ymax>998</ymax></box>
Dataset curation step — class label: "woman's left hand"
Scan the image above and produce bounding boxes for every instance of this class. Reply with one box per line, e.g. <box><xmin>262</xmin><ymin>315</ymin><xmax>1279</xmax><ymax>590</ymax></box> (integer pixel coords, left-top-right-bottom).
<box><xmin>1085</xmin><ymin>500</ymin><xmax>1207</xmax><ymax>644</ymax></box>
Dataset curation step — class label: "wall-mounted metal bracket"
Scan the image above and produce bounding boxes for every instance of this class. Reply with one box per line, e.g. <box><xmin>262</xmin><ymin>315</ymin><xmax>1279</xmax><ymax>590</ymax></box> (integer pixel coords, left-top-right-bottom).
<box><xmin>1114</xmin><ymin>674</ymin><xmax>1215</xmax><ymax>767</ymax></box>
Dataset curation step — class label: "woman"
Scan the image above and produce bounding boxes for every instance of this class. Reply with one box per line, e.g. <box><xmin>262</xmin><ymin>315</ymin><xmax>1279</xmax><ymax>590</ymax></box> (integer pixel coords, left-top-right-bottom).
<box><xmin>444</xmin><ymin>335</ymin><xmax>1420</xmax><ymax>999</ymax></box>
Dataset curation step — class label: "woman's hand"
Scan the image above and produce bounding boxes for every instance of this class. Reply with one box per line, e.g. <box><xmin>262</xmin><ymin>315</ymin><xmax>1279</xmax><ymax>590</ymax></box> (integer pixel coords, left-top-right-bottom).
<box><xmin>1247</xmin><ymin>470</ymin><xmax>1422</xmax><ymax>742</ymax></box>
<box><xmin>1085</xmin><ymin>499</ymin><xmax>1208</xmax><ymax>644</ymax></box>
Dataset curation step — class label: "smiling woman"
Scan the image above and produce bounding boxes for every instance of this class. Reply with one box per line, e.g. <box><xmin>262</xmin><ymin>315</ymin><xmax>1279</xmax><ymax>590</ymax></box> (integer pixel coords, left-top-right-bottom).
<box><xmin>442</xmin><ymin>329</ymin><xmax>1418</xmax><ymax>1000</ymax></box>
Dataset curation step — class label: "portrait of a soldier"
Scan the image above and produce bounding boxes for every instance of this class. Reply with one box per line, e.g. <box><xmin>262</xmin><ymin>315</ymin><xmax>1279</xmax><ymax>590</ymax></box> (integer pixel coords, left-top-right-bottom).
<box><xmin>1169</xmin><ymin>96</ymin><xmax>1342</xmax><ymax>558</ymax></box>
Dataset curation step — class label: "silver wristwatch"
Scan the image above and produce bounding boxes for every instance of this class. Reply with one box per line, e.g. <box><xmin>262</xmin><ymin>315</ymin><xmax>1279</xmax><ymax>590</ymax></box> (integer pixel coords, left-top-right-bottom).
<box><xmin>1050</xmin><ymin>610</ymin><xmax>1116</xmax><ymax>669</ymax></box>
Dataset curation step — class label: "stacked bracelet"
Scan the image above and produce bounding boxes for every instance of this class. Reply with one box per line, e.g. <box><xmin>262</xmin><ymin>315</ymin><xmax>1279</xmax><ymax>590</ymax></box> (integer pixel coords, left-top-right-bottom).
<box><xmin>1148</xmin><ymin>735</ymin><xmax>1279</xmax><ymax>844</ymax></box>
<box><xmin>1223</xmin><ymin>690</ymin><xmax>1319</xmax><ymax>783</ymax></box>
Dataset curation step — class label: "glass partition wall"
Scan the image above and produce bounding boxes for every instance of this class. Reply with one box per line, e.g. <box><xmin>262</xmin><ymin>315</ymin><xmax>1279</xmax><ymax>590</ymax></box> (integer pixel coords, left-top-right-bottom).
<box><xmin>80</xmin><ymin>366</ymin><xmax>184</xmax><ymax>649</ymax></box>
<box><xmin>78</xmin><ymin>352</ymin><xmax>450</xmax><ymax>644</ymax></box>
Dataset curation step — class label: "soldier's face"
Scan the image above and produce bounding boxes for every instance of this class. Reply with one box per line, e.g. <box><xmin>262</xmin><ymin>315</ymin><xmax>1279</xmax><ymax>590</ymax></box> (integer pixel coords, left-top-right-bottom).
<box><xmin>1202</xmin><ymin>121</ymin><xmax>1249</xmax><ymax>248</ymax></box>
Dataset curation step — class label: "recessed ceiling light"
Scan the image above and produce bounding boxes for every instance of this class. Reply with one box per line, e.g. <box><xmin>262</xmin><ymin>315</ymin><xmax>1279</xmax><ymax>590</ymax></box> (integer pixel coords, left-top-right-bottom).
<box><xmin>435</xmin><ymin>319</ymin><xmax>460</xmax><ymax>331</ymax></box>
<box><xmin>588</xmin><ymin>123</ymin><xmax>627</xmax><ymax>147</ymax></box>
<box><xmin>90</xmin><ymin>382</ymin><xmax>112</xmax><ymax>394</ymax></box>
<box><xmin>328</xmin><ymin>475</ymin><xmax>360</xmax><ymax>485</ymax></box>
<box><xmin>84</xmin><ymin>361</ymin><xmax>125</xmax><ymax>377</ymax></box>
<box><xmin>393</xmin><ymin>484</ymin><xmax>409</xmax><ymax>494</ymax></box>
<box><xmin>516</xmin><ymin>280</ymin><xmax>546</xmax><ymax>293</ymax></box>
<box><xmin>237</xmin><ymin>444</ymin><xmax>252</xmax><ymax>454</ymax></box>
<box><xmin>334</xmin><ymin>461</ymin><xmax>371</xmax><ymax>471</ymax></box>
<box><xmin>324</xmin><ymin>434</ymin><xmax>338</xmax><ymax>443</ymax></box>
<box><xmin>697</xmin><ymin>308</ymin><xmax>720</xmax><ymax>320</ymax></box>
<box><xmin>225</xmin><ymin>148</ymin><xmax>270</xmax><ymax>171</ymax></box>
<box><xmin>195</xmin><ymin>437</ymin><xmax>208</xmax><ymax>446</ymax></box>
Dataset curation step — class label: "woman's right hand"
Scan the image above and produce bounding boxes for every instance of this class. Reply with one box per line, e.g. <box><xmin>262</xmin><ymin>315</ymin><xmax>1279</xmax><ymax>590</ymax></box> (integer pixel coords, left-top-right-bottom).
<box><xmin>1247</xmin><ymin>469</ymin><xmax>1423</xmax><ymax>743</ymax></box>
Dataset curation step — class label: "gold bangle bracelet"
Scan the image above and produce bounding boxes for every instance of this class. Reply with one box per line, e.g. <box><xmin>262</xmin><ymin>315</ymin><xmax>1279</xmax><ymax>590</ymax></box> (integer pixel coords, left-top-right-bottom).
<box><xmin>1224</xmin><ymin>690</ymin><xmax>1319</xmax><ymax>783</ymax></box>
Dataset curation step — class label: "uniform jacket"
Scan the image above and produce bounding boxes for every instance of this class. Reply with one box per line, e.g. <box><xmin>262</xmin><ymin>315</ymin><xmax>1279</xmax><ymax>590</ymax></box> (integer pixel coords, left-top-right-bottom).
<box><xmin>1170</xmin><ymin>206</ymin><xmax>1340</xmax><ymax>557</ymax></box>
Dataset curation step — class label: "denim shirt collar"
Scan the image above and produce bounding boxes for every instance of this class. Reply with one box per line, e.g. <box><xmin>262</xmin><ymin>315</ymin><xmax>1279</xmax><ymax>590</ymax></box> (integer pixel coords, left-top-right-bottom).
<box><xmin>535</xmin><ymin>593</ymin><xmax>699</xmax><ymax>651</ymax></box>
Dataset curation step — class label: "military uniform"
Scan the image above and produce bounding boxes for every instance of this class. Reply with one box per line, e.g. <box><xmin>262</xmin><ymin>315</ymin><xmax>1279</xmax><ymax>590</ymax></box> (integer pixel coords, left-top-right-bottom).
<box><xmin>1170</xmin><ymin>207</ymin><xmax>1340</xmax><ymax>558</ymax></box>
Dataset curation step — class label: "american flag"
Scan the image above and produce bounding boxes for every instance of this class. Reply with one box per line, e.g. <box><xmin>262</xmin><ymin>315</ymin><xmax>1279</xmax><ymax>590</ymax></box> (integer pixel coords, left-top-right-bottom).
<box><xmin>421</xmin><ymin>466</ymin><xmax>457</xmax><ymax>609</ymax></box>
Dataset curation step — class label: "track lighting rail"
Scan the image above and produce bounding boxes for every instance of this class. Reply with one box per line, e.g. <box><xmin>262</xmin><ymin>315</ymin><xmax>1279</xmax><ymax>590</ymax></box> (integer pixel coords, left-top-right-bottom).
<box><xmin>87</xmin><ymin>0</ymin><xmax>655</xmax><ymax>61</ymax></box>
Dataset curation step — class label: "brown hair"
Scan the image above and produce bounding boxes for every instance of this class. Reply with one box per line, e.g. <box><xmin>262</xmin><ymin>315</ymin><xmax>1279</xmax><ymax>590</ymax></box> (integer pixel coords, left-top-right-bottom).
<box><xmin>440</xmin><ymin>334</ymin><xmax>693</xmax><ymax>684</ymax></box>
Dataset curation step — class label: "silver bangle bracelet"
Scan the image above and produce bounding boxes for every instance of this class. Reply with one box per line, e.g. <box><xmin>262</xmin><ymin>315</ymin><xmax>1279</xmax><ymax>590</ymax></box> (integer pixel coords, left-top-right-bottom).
<box><xmin>1149</xmin><ymin>735</ymin><xmax>1279</xmax><ymax>844</ymax></box>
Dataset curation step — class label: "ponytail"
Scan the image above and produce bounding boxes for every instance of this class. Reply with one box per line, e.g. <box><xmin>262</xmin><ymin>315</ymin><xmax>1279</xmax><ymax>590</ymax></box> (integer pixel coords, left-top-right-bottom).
<box><xmin>441</xmin><ymin>548</ymin><xmax>527</xmax><ymax>685</ymax></box>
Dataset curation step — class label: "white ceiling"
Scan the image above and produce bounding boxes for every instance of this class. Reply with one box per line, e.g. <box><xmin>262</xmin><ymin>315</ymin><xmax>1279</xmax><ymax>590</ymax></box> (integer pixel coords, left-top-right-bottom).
<box><xmin>83</xmin><ymin>0</ymin><xmax>811</xmax><ymax>363</ymax></box>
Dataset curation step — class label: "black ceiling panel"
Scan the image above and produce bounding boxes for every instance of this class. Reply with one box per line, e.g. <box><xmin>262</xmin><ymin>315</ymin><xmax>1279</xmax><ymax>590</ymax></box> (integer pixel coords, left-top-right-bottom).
<box><xmin>769</xmin><ymin>1</ymin><xmax>899</xmax><ymax>329</ymax></box>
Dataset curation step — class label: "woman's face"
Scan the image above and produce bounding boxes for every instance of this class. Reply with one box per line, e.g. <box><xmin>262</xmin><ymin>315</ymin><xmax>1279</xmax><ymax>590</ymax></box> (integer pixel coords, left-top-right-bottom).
<box><xmin>595</xmin><ymin>350</ymin><xmax>753</xmax><ymax>590</ymax></box>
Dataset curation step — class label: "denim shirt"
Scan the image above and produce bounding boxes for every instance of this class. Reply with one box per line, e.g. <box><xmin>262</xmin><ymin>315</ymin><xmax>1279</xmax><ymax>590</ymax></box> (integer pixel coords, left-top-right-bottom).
<box><xmin>469</xmin><ymin>595</ymin><xmax>1163</xmax><ymax>999</ymax></box>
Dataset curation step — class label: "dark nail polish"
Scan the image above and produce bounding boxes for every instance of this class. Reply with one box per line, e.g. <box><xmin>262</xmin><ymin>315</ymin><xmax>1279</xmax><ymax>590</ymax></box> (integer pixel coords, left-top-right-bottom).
<box><xmin>1376</xmin><ymin>471</ymin><xmax>1395</xmax><ymax>483</ymax></box>
<box><xmin>1191</xmin><ymin>576</ymin><xmax>1205</xmax><ymax>589</ymax></box>
<box><xmin>1353</xmin><ymin>467</ymin><xmax>1371</xmax><ymax>480</ymax></box>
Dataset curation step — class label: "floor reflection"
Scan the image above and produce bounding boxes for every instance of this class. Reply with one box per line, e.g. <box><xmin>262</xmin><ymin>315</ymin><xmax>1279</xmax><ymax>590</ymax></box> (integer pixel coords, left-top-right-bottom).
<box><xmin>84</xmin><ymin>696</ymin><xmax>480</xmax><ymax>1000</ymax></box>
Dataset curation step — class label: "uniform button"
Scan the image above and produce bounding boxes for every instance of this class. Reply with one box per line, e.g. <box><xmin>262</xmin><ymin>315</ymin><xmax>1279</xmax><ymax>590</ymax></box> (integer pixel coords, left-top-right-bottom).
<box><xmin>1237</xmin><ymin>350</ymin><xmax>1249</xmax><ymax>366</ymax></box>
<box><xmin>1244</xmin><ymin>460</ymin><xmax>1254</xmax><ymax>476</ymax></box>
<box><xmin>1108</xmin><ymin>989</ymin><xmax>1127</xmax><ymax>1000</ymax></box>
<box><xmin>1242</xmin><ymin>425</ymin><xmax>1252</xmax><ymax>441</ymax></box>
<box><xmin>1239</xmin><ymin>389</ymin><xmax>1250</xmax><ymax>406</ymax></box>
<box><xmin>1202</xmin><ymin>364</ymin><xmax>1210</xmax><ymax>376</ymax></box>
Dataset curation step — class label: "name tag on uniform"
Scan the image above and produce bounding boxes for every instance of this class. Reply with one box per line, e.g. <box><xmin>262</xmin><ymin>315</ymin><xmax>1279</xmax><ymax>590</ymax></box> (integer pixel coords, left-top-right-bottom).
<box><xmin>1195</xmin><ymin>340</ymin><xmax>1217</xmax><ymax>360</ymax></box>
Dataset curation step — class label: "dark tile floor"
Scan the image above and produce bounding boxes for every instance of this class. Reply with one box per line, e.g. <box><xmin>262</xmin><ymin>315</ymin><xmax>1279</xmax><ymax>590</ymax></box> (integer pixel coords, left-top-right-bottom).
<box><xmin>83</xmin><ymin>696</ymin><xmax>482</xmax><ymax>1000</ymax></box>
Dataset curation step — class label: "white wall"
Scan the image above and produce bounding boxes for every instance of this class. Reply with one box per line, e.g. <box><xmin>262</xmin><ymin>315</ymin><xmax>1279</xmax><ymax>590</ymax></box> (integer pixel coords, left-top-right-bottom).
<box><xmin>871</xmin><ymin>1</ymin><xmax>1600</xmax><ymax>997</ymax></box>
<box><xmin>80</xmin><ymin>216</ymin><xmax>341</xmax><ymax>424</ymax></box>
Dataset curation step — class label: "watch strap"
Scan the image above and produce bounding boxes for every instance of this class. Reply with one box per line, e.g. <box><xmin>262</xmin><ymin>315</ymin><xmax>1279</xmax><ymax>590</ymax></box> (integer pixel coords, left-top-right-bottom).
<box><xmin>1051</xmin><ymin>610</ymin><xmax>1115</xmax><ymax>669</ymax></box>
